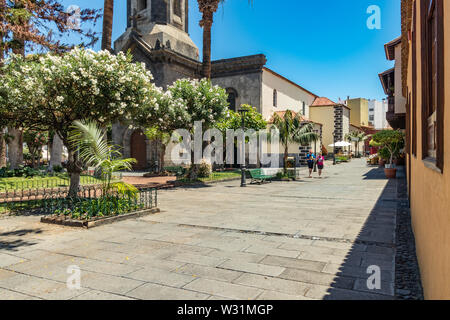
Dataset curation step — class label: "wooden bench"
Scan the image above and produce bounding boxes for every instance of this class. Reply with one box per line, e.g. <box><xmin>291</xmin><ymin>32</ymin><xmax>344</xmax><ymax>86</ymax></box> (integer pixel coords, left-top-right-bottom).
<box><xmin>248</xmin><ymin>169</ymin><xmax>275</xmax><ymax>184</ymax></box>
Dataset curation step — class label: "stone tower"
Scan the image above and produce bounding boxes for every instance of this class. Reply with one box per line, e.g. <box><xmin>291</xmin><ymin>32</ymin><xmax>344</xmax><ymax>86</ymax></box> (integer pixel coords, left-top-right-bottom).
<box><xmin>115</xmin><ymin>0</ymin><xmax>199</xmax><ymax>61</ymax></box>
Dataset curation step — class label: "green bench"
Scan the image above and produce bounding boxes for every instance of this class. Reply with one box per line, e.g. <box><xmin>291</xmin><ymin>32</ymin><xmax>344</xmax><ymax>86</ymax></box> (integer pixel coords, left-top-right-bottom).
<box><xmin>248</xmin><ymin>169</ymin><xmax>275</xmax><ymax>184</ymax></box>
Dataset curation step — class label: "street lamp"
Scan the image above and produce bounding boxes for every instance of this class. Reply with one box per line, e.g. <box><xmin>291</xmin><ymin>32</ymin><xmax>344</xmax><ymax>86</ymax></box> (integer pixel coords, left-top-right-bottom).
<box><xmin>238</xmin><ymin>108</ymin><xmax>248</xmax><ymax>187</ymax></box>
<box><xmin>333</xmin><ymin>131</ymin><xmax>337</xmax><ymax>165</ymax></box>
<box><xmin>313</xmin><ymin>129</ymin><xmax>318</xmax><ymax>172</ymax></box>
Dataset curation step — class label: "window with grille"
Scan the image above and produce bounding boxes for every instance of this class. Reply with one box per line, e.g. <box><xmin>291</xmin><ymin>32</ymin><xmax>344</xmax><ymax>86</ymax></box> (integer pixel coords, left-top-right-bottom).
<box><xmin>173</xmin><ymin>0</ymin><xmax>182</xmax><ymax>17</ymax></box>
<box><xmin>421</xmin><ymin>0</ymin><xmax>444</xmax><ymax>170</ymax></box>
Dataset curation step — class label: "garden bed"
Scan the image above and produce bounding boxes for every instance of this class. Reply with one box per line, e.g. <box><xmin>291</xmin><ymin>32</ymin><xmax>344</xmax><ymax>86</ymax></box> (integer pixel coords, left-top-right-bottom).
<box><xmin>41</xmin><ymin>207</ymin><xmax>160</xmax><ymax>229</ymax></box>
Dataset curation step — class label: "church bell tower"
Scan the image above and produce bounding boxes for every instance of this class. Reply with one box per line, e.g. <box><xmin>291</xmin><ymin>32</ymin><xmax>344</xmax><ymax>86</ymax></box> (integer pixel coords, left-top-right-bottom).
<box><xmin>115</xmin><ymin>0</ymin><xmax>199</xmax><ymax>60</ymax></box>
<box><xmin>126</xmin><ymin>0</ymin><xmax>189</xmax><ymax>33</ymax></box>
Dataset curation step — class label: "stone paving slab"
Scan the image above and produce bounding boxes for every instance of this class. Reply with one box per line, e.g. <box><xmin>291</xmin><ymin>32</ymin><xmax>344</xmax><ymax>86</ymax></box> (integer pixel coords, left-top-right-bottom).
<box><xmin>184</xmin><ymin>278</ymin><xmax>262</xmax><ymax>300</ymax></box>
<box><xmin>0</xmin><ymin>159</ymin><xmax>400</xmax><ymax>300</ymax></box>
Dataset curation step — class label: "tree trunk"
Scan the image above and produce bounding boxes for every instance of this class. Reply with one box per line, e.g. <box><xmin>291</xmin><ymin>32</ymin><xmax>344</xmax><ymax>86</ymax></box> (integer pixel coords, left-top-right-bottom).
<box><xmin>159</xmin><ymin>143</ymin><xmax>166</xmax><ymax>173</ymax></box>
<box><xmin>283</xmin><ymin>145</ymin><xmax>288</xmax><ymax>175</ymax></box>
<box><xmin>201</xmin><ymin>12</ymin><xmax>213</xmax><ymax>79</ymax></box>
<box><xmin>101</xmin><ymin>0</ymin><xmax>114</xmax><ymax>51</ymax></box>
<box><xmin>31</xmin><ymin>151</ymin><xmax>35</xmax><ymax>168</ymax></box>
<box><xmin>66</xmin><ymin>148</ymin><xmax>83</xmax><ymax>198</ymax></box>
<box><xmin>0</xmin><ymin>129</ymin><xmax>6</xmax><ymax>168</ymax></box>
<box><xmin>49</xmin><ymin>133</ymin><xmax>63</xmax><ymax>170</ymax></box>
<box><xmin>7</xmin><ymin>127</ymin><xmax>23</xmax><ymax>169</ymax></box>
<box><xmin>189</xmin><ymin>150</ymin><xmax>199</xmax><ymax>180</ymax></box>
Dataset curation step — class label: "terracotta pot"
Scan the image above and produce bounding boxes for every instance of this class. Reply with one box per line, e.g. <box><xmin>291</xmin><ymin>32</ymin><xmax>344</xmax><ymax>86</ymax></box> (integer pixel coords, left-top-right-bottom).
<box><xmin>384</xmin><ymin>168</ymin><xmax>397</xmax><ymax>179</ymax></box>
<box><xmin>379</xmin><ymin>159</ymin><xmax>386</xmax><ymax>167</ymax></box>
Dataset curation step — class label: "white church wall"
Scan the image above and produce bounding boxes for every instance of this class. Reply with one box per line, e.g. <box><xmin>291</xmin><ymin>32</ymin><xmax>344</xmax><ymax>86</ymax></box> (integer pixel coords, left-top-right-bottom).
<box><xmin>261</xmin><ymin>68</ymin><xmax>316</xmax><ymax>121</ymax></box>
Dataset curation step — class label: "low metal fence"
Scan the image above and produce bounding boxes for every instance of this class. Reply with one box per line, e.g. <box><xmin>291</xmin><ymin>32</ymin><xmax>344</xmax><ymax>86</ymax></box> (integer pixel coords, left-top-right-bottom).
<box><xmin>0</xmin><ymin>185</ymin><xmax>157</xmax><ymax>217</ymax></box>
<box><xmin>0</xmin><ymin>173</ymin><xmax>122</xmax><ymax>193</ymax></box>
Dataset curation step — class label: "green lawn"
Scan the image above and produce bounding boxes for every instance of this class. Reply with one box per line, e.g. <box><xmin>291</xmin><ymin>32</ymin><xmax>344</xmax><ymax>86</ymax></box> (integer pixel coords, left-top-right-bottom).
<box><xmin>0</xmin><ymin>174</ymin><xmax>108</xmax><ymax>192</ymax></box>
<box><xmin>178</xmin><ymin>171</ymin><xmax>241</xmax><ymax>184</ymax></box>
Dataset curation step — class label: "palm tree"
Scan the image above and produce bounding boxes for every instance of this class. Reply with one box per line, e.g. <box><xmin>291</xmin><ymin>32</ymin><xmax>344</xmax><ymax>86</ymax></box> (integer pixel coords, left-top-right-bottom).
<box><xmin>197</xmin><ymin>0</ymin><xmax>253</xmax><ymax>78</ymax></box>
<box><xmin>345</xmin><ymin>131</ymin><xmax>368</xmax><ymax>157</ymax></box>
<box><xmin>271</xmin><ymin>111</ymin><xmax>319</xmax><ymax>175</ymax></box>
<box><xmin>69</xmin><ymin>120</ymin><xmax>137</xmax><ymax>197</ymax></box>
<box><xmin>101</xmin><ymin>0</ymin><xmax>114</xmax><ymax>51</ymax></box>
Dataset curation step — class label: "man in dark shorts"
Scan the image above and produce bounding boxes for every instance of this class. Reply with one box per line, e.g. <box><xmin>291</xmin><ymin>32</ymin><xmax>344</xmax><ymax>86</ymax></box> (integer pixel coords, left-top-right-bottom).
<box><xmin>306</xmin><ymin>149</ymin><xmax>315</xmax><ymax>178</ymax></box>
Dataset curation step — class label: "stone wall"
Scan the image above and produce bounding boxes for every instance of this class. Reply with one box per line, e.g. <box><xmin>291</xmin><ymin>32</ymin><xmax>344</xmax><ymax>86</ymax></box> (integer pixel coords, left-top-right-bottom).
<box><xmin>212</xmin><ymin>72</ymin><xmax>262</xmax><ymax>113</ymax></box>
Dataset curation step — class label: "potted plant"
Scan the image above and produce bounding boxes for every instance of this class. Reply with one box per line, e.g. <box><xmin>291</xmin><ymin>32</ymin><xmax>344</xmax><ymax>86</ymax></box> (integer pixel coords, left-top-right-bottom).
<box><xmin>372</xmin><ymin>130</ymin><xmax>405</xmax><ymax>179</ymax></box>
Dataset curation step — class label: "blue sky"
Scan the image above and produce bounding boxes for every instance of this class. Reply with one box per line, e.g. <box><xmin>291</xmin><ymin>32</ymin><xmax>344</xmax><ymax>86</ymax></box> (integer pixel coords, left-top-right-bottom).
<box><xmin>60</xmin><ymin>0</ymin><xmax>400</xmax><ymax>101</ymax></box>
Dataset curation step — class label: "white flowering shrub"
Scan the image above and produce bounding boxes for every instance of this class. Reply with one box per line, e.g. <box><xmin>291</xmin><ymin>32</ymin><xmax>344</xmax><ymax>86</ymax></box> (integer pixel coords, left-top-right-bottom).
<box><xmin>167</xmin><ymin>78</ymin><xmax>229</xmax><ymax>131</ymax></box>
<box><xmin>0</xmin><ymin>48</ymin><xmax>158</xmax><ymax>195</ymax></box>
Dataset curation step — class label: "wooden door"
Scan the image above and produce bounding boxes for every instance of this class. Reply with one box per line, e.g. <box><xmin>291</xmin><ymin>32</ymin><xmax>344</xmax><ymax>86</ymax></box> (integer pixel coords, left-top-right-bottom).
<box><xmin>130</xmin><ymin>129</ymin><xmax>147</xmax><ymax>170</ymax></box>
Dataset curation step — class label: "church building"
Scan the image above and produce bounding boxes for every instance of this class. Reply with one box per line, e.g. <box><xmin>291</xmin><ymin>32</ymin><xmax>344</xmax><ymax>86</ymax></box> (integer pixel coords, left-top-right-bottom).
<box><xmin>112</xmin><ymin>0</ymin><xmax>323</xmax><ymax>169</ymax></box>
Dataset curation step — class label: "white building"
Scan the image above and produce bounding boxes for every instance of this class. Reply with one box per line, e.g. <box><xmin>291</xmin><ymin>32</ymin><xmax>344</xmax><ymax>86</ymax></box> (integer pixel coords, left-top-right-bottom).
<box><xmin>368</xmin><ymin>99</ymin><xmax>389</xmax><ymax>130</ymax></box>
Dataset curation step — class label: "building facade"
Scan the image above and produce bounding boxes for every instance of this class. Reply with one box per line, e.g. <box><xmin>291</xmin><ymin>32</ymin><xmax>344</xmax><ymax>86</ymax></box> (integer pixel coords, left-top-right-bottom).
<box><xmin>309</xmin><ymin>98</ymin><xmax>350</xmax><ymax>154</ymax></box>
<box><xmin>379</xmin><ymin>37</ymin><xmax>407</xmax><ymax>130</ymax></box>
<box><xmin>112</xmin><ymin>0</ymin><xmax>323</xmax><ymax>170</ymax></box>
<box><xmin>346</xmin><ymin>98</ymin><xmax>370</xmax><ymax>128</ymax></box>
<box><xmin>402</xmin><ymin>0</ymin><xmax>449</xmax><ymax>299</ymax></box>
<box><xmin>368</xmin><ymin>99</ymin><xmax>389</xmax><ymax>129</ymax></box>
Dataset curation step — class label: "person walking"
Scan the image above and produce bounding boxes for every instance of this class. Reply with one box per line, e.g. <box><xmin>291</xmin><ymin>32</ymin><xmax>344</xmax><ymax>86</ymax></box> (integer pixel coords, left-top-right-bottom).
<box><xmin>317</xmin><ymin>152</ymin><xmax>325</xmax><ymax>178</ymax></box>
<box><xmin>306</xmin><ymin>149</ymin><xmax>315</xmax><ymax>178</ymax></box>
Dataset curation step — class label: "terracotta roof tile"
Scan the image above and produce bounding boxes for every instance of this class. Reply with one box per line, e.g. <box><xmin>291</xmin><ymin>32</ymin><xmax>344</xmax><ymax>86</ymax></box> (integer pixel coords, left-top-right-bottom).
<box><xmin>269</xmin><ymin>110</ymin><xmax>322</xmax><ymax>126</ymax></box>
<box><xmin>311</xmin><ymin>97</ymin><xmax>337</xmax><ymax>106</ymax></box>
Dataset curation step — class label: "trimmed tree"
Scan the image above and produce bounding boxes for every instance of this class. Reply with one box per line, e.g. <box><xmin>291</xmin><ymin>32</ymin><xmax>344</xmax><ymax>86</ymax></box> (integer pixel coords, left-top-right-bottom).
<box><xmin>168</xmin><ymin>79</ymin><xmax>229</xmax><ymax>179</ymax></box>
<box><xmin>215</xmin><ymin>104</ymin><xmax>267</xmax><ymax>132</ymax></box>
<box><xmin>372</xmin><ymin>130</ymin><xmax>405</xmax><ymax>167</ymax></box>
<box><xmin>0</xmin><ymin>48</ymin><xmax>157</xmax><ymax>196</ymax></box>
<box><xmin>135</xmin><ymin>88</ymin><xmax>190</xmax><ymax>173</ymax></box>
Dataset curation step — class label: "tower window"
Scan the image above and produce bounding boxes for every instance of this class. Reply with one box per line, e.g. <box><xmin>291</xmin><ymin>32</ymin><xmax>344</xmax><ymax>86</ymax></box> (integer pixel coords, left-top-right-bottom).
<box><xmin>302</xmin><ymin>101</ymin><xmax>306</xmax><ymax>116</ymax></box>
<box><xmin>138</xmin><ymin>0</ymin><xmax>147</xmax><ymax>12</ymax></box>
<box><xmin>226</xmin><ymin>88</ymin><xmax>238</xmax><ymax>112</ymax></box>
<box><xmin>173</xmin><ymin>0</ymin><xmax>182</xmax><ymax>17</ymax></box>
<box><xmin>273</xmin><ymin>89</ymin><xmax>277</xmax><ymax>107</ymax></box>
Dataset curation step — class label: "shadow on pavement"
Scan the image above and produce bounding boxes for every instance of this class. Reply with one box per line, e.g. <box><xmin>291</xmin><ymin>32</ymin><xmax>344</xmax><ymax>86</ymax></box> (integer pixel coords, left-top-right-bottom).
<box><xmin>324</xmin><ymin>167</ymin><xmax>400</xmax><ymax>300</ymax></box>
<box><xmin>0</xmin><ymin>229</ymin><xmax>43</xmax><ymax>252</ymax></box>
<box><xmin>0</xmin><ymin>229</ymin><xmax>43</xmax><ymax>237</ymax></box>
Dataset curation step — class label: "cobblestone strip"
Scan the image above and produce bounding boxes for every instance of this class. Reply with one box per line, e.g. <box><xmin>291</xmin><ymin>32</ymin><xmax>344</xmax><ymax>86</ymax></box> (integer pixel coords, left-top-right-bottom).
<box><xmin>395</xmin><ymin>177</ymin><xmax>424</xmax><ymax>300</ymax></box>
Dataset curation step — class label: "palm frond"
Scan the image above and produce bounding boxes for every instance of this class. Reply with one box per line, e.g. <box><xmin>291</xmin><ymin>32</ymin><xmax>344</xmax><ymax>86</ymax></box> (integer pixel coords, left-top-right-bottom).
<box><xmin>69</xmin><ymin>120</ymin><xmax>110</xmax><ymax>168</ymax></box>
<box><xmin>110</xmin><ymin>182</ymin><xmax>138</xmax><ymax>198</ymax></box>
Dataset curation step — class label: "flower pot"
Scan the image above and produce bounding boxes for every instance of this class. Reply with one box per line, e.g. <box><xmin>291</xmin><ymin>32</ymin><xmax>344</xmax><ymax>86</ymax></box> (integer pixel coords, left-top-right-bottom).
<box><xmin>384</xmin><ymin>167</ymin><xmax>397</xmax><ymax>179</ymax></box>
<box><xmin>379</xmin><ymin>159</ymin><xmax>386</xmax><ymax>167</ymax></box>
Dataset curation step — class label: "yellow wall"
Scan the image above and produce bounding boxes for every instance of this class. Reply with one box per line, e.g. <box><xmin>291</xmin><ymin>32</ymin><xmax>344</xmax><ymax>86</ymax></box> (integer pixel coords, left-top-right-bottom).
<box><xmin>407</xmin><ymin>0</ymin><xmax>450</xmax><ymax>299</ymax></box>
<box><xmin>310</xmin><ymin>106</ymin><xmax>334</xmax><ymax>153</ymax></box>
<box><xmin>347</xmin><ymin>98</ymin><xmax>369</xmax><ymax>127</ymax></box>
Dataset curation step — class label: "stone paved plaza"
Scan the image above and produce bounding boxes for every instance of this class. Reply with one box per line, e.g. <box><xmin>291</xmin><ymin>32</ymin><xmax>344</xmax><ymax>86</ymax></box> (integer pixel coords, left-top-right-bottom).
<box><xmin>0</xmin><ymin>159</ymin><xmax>399</xmax><ymax>300</ymax></box>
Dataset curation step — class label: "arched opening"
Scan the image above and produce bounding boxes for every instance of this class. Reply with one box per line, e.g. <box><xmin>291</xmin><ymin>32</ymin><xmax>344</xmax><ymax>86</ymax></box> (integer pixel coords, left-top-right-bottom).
<box><xmin>130</xmin><ymin>129</ymin><xmax>147</xmax><ymax>170</ymax></box>
<box><xmin>273</xmin><ymin>89</ymin><xmax>278</xmax><ymax>107</ymax></box>
<box><xmin>226</xmin><ymin>88</ymin><xmax>238</xmax><ymax>112</ymax></box>
<box><xmin>173</xmin><ymin>0</ymin><xmax>182</xmax><ymax>17</ymax></box>
<box><xmin>138</xmin><ymin>0</ymin><xmax>147</xmax><ymax>12</ymax></box>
